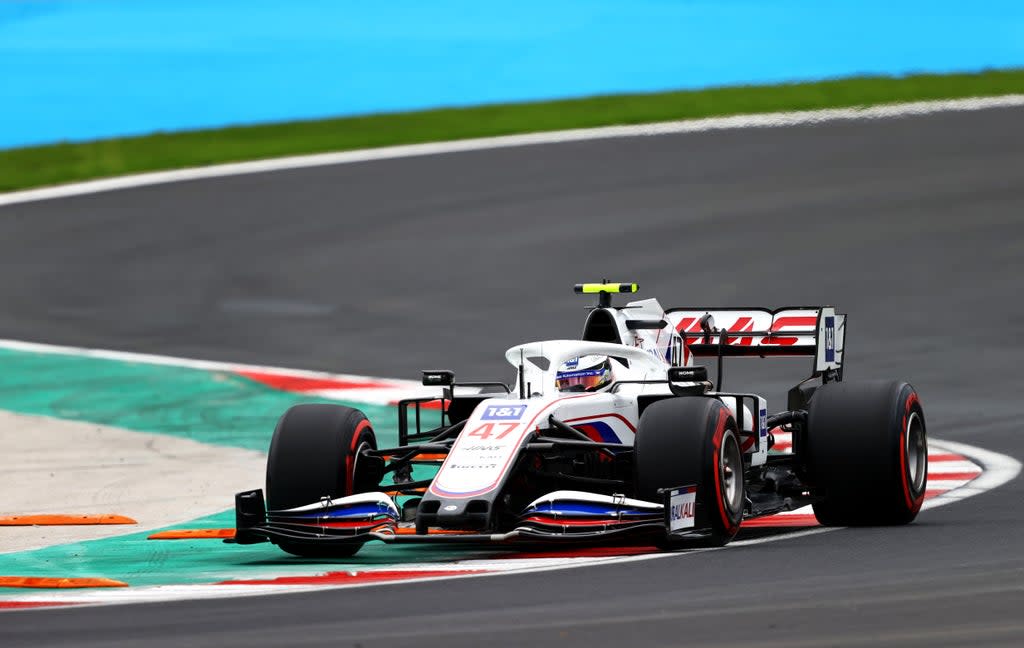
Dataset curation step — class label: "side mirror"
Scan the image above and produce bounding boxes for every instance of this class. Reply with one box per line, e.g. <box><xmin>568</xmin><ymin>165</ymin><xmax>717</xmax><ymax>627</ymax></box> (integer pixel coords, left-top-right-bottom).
<box><xmin>421</xmin><ymin>369</ymin><xmax>455</xmax><ymax>387</ymax></box>
<box><xmin>668</xmin><ymin>366</ymin><xmax>712</xmax><ymax>396</ymax></box>
<box><xmin>668</xmin><ymin>366</ymin><xmax>707</xmax><ymax>382</ymax></box>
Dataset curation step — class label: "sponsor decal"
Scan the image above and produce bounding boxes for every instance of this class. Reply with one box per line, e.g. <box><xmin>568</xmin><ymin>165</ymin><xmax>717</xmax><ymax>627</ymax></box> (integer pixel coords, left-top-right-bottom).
<box><xmin>563</xmin><ymin>356</ymin><xmax>579</xmax><ymax>370</ymax></box>
<box><xmin>763</xmin><ymin>316</ymin><xmax>817</xmax><ymax>346</ymax></box>
<box><xmin>759</xmin><ymin>408</ymin><xmax>768</xmax><ymax>438</ymax></box>
<box><xmin>463</xmin><ymin>444</ymin><xmax>504</xmax><ymax>452</ymax></box>
<box><xmin>558</xmin><ymin>369</ymin><xmax>603</xmax><ymax>379</ymax></box>
<box><xmin>480</xmin><ymin>405</ymin><xmax>527</xmax><ymax>421</ymax></box>
<box><xmin>668</xmin><ymin>486</ymin><xmax>697</xmax><ymax>532</ymax></box>
<box><xmin>725</xmin><ymin>316</ymin><xmax>755</xmax><ymax>346</ymax></box>
<box><xmin>675</xmin><ymin>313</ymin><xmax>817</xmax><ymax>347</ymax></box>
<box><xmin>824</xmin><ymin>316</ymin><xmax>835</xmax><ymax>363</ymax></box>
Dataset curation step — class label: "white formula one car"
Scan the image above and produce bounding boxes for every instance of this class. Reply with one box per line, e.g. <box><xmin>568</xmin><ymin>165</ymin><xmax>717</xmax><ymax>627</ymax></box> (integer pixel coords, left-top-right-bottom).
<box><xmin>231</xmin><ymin>283</ymin><xmax>927</xmax><ymax>556</ymax></box>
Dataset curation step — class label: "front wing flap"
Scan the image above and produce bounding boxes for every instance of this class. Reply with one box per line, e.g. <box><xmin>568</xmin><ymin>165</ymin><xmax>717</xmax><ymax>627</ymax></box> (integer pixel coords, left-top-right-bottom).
<box><xmin>230</xmin><ymin>487</ymin><xmax>709</xmax><ymax>548</ymax></box>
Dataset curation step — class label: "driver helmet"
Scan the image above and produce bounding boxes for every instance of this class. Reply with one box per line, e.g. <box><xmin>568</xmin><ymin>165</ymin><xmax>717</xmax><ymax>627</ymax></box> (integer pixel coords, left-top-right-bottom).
<box><xmin>555</xmin><ymin>355</ymin><xmax>614</xmax><ymax>392</ymax></box>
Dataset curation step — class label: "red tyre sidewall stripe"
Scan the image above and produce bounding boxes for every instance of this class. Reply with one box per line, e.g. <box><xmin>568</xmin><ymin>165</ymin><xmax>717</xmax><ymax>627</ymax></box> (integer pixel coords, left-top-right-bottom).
<box><xmin>710</xmin><ymin>407</ymin><xmax>738</xmax><ymax>533</ymax></box>
<box><xmin>346</xmin><ymin>419</ymin><xmax>371</xmax><ymax>495</ymax></box>
<box><xmin>899</xmin><ymin>391</ymin><xmax>924</xmax><ymax>512</ymax></box>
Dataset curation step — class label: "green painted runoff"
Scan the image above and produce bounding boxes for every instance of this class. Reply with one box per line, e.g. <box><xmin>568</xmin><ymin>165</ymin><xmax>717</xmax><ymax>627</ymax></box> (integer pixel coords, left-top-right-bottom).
<box><xmin>0</xmin><ymin>347</ymin><xmax>455</xmax><ymax>589</ymax></box>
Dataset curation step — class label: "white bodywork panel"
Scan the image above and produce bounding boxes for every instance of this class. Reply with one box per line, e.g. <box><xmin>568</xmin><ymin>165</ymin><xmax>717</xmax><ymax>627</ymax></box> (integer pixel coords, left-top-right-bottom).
<box><xmin>429</xmin><ymin>393</ymin><xmax>599</xmax><ymax>499</ymax></box>
<box><xmin>425</xmin><ymin>298</ymin><xmax>847</xmax><ymax>503</ymax></box>
<box><xmin>430</xmin><ymin>331</ymin><xmax>773</xmax><ymax>499</ymax></box>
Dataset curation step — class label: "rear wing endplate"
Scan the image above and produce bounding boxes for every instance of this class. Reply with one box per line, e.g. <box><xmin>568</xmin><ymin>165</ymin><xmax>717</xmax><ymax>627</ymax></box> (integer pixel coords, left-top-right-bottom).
<box><xmin>666</xmin><ymin>307</ymin><xmax>845</xmax><ymax>376</ymax></box>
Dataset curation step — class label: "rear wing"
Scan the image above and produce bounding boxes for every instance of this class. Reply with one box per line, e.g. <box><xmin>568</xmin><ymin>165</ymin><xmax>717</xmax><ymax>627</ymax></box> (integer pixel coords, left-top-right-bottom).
<box><xmin>665</xmin><ymin>307</ymin><xmax>845</xmax><ymax>375</ymax></box>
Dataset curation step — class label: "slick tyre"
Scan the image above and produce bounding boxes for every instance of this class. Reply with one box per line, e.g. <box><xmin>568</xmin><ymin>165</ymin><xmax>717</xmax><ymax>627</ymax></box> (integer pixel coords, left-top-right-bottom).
<box><xmin>265</xmin><ymin>404</ymin><xmax>378</xmax><ymax>557</ymax></box>
<box><xmin>635</xmin><ymin>397</ymin><xmax>744</xmax><ymax>547</ymax></box>
<box><xmin>806</xmin><ymin>381</ymin><xmax>927</xmax><ymax>526</ymax></box>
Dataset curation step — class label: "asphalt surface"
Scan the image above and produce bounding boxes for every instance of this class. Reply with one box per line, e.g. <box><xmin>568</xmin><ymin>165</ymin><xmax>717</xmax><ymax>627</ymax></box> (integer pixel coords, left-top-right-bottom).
<box><xmin>1</xmin><ymin>106</ymin><xmax>1023</xmax><ymax>646</ymax></box>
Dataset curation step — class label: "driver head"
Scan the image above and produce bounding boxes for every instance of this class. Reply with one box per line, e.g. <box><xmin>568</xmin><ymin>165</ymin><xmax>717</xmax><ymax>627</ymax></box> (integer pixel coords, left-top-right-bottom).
<box><xmin>555</xmin><ymin>355</ymin><xmax>614</xmax><ymax>392</ymax></box>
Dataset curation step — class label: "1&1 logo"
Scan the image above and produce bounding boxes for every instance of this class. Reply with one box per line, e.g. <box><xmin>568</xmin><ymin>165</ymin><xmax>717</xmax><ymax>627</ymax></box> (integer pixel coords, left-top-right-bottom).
<box><xmin>481</xmin><ymin>405</ymin><xmax>527</xmax><ymax>421</ymax></box>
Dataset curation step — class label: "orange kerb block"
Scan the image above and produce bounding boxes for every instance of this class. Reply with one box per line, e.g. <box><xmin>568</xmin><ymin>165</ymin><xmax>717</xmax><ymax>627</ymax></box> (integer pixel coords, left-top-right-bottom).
<box><xmin>0</xmin><ymin>514</ymin><xmax>137</xmax><ymax>526</ymax></box>
<box><xmin>0</xmin><ymin>577</ymin><xmax>128</xmax><ymax>588</ymax></box>
<box><xmin>147</xmin><ymin>528</ymin><xmax>236</xmax><ymax>540</ymax></box>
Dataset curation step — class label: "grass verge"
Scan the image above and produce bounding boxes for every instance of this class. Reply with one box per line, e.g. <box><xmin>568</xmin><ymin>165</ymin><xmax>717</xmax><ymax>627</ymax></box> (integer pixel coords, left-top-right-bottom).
<box><xmin>3</xmin><ymin>69</ymin><xmax>1023</xmax><ymax>192</ymax></box>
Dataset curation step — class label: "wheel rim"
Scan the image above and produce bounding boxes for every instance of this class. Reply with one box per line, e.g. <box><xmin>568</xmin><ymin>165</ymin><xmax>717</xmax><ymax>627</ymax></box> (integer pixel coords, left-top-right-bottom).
<box><xmin>351</xmin><ymin>439</ymin><xmax>370</xmax><ymax>493</ymax></box>
<box><xmin>720</xmin><ymin>430</ymin><xmax>744</xmax><ymax>515</ymax></box>
<box><xmin>905</xmin><ymin>411</ymin><xmax>927</xmax><ymax>494</ymax></box>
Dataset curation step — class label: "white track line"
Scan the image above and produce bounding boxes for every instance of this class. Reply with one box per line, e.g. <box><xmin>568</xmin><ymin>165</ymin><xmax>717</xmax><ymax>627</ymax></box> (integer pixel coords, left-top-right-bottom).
<box><xmin>0</xmin><ymin>338</ymin><xmax>408</xmax><ymax>382</ymax></box>
<box><xmin>0</xmin><ymin>338</ymin><xmax>422</xmax><ymax>391</ymax></box>
<box><xmin>0</xmin><ymin>337</ymin><xmax>435</xmax><ymax>406</ymax></box>
<box><xmin>2</xmin><ymin>94</ymin><xmax>1024</xmax><ymax>208</ymax></box>
<box><xmin>0</xmin><ymin>437</ymin><xmax>1009</xmax><ymax>610</ymax></box>
<box><xmin>0</xmin><ymin>422</ymin><xmax>1016</xmax><ymax>610</ymax></box>
<box><xmin>922</xmin><ymin>439</ymin><xmax>1021</xmax><ymax>509</ymax></box>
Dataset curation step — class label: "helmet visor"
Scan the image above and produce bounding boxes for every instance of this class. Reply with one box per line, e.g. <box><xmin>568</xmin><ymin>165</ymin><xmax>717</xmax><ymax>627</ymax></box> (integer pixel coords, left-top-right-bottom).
<box><xmin>555</xmin><ymin>368</ymin><xmax>607</xmax><ymax>392</ymax></box>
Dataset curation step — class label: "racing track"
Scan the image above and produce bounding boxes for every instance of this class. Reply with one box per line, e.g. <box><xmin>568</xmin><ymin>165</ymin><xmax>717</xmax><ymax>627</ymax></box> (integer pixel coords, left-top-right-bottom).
<box><xmin>1</xmin><ymin>106</ymin><xmax>1023</xmax><ymax>646</ymax></box>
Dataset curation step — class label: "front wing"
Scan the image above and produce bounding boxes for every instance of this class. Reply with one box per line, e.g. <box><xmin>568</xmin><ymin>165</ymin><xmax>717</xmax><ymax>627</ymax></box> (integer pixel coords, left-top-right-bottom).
<box><xmin>229</xmin><ymin>488</ymin><xmax>705</xmax><ymax>548</ymax></box>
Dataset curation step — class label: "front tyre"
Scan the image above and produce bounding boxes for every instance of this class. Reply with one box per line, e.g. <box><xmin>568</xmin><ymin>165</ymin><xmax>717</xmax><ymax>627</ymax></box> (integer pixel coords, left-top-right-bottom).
<box><xmin>806</xmin><ymin>380</ymin><xmax>927</xmax><ymax>526</ymax></box>
<box><xmin>635</xmin><ymin>397</ymin><xmax>744</xmax><ymax>546</ymax></box>
<box><xmin>265</xmin><ymin>404</ymin><xmax>379</xmax><ymax>557</ymax></box>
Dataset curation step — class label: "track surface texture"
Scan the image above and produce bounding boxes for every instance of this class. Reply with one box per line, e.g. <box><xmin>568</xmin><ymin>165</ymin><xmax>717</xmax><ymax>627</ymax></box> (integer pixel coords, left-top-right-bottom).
<box><xmin>1</xmin><ymin>106</ymin><xmax>1023</xmax><ymax>646</ymax></box>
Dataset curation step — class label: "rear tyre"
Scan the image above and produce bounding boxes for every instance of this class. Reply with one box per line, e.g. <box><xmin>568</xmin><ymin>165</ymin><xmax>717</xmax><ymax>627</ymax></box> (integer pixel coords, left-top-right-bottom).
<box><xmin>635</xmin><ymin>397</ymin><xmax>744</xmax><ymax>547</ymax></box>
<box><xmin>265</xmin><ymin>404</ymin><xmax>379</xmax><ymax>557</ymax></box>
<box><xmin>806</xmin><ymin>380</ymin><xmax>927</xmax><ymax>526</ymax></box>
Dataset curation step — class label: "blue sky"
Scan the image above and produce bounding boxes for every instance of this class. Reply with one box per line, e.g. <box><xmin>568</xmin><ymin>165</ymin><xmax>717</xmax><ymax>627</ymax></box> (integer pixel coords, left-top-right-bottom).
<box><xmin>2</xmin><ymin>1</ymin><xmax>1022</xmax><ymax>148</ymax></box>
